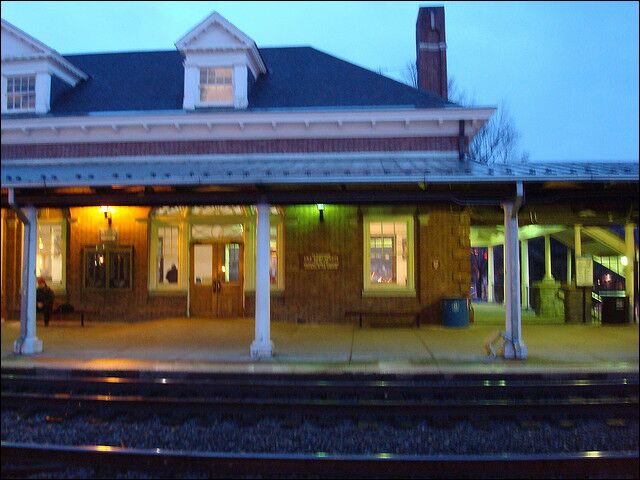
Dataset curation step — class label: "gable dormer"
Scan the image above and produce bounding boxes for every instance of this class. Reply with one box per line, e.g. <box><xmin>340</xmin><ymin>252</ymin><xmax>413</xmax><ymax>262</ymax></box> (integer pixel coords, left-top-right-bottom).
<box><xmin>1</xmin><ymin>19</ymin><xmax>87</xmax><ymax>114</ymax></box>
<box><xmin>176</xmin><ymin>12</ymin><xmax>266</xmax><ymax>110</ymax></box>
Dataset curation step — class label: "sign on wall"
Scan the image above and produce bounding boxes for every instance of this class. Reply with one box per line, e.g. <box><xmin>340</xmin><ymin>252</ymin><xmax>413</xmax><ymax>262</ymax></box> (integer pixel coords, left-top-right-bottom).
<box><xmin>301</xmin><ymin>253</ymin><xmax>339</xmax><ymax>270</ymax></box>
<box><xmin>99</xmin><ymin>228</ymin><xmax>118</xmax><ymax>243</ymax></box>
<box><xmin>575</xmin><ymin>256</ymin><xmax>593</xmax><ymax>287</ymax></box>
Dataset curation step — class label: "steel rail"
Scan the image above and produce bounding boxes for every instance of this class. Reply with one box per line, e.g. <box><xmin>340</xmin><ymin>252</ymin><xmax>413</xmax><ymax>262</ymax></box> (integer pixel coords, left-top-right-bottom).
<box><xmin>2</xmin><ymin>442</ymin><xmax>638</xmax><ymax>479</ymax></box>
<box><xmin>2</xmin><ymin>391</ymin><xmax>638</xmax><ymax>419</ymax></box>
<box><xmin>2</xmin><ymin>370</ymin><xmax>638</xmax><ymax>398</ymax></box>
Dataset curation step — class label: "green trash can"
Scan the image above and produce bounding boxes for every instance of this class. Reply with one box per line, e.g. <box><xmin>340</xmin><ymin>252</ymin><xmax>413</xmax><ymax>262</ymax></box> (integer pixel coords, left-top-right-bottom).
<box><xmin>441</xmin><ymin>298</ymin><xmax>469</xmax><ymax>327</ymax></box>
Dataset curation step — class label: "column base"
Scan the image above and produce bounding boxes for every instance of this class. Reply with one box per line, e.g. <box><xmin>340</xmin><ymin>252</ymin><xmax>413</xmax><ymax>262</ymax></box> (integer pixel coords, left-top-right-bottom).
<box><xmin>504</xmin><ymin>341</ymin><xmax>527</xmax><ymax>360</ymax></box>
<box><xmin>14</xmin><ymin>336</ymin><xmax>43</xmax><ymax>355</ymax></box>
<box><xmin>250</xmin><ymin>340</ymin><xmax>274</xmax><ymax>359</ymax></box>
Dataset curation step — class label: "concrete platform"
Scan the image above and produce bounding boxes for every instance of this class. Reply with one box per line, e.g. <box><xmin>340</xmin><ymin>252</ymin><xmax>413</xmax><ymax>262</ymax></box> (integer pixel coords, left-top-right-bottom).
<box><xmin>1</xmin><ymin>304</ymin><xmax>638</xmax><ymax>375</ymax></box>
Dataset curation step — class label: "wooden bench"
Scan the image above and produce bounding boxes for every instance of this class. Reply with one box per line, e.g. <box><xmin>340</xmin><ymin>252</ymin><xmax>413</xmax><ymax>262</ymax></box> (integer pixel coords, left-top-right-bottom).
<box><xmin>346</xmin><ymin>310</ymin><xmax>421</xmax><ymax>328</ymax></box>
<box><xmin>42</xmin><ymin>308</ymin><xmax>97</xmax><ymax>327</ymax></box>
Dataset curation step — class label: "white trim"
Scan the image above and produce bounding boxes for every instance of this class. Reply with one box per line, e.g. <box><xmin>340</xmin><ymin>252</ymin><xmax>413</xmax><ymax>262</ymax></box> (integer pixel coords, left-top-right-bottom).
<box><xmin>175</xmin><ymin>11</ymin><xmax>266</xmax><ymax>75</ymax></box>
<box><xmin>1</xmin><ymin>19</ymin><xmax>88</xmax><ymax>83</ymax></box>
<box><xmin>1</xmin><ymin>107</ymin><xmax>495</xmax><ymax>144</ymax></box>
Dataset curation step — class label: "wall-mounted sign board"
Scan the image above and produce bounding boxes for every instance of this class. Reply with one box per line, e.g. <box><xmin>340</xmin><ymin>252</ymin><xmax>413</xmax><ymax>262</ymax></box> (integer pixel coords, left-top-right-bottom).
<box><xmin>301</xmin><ymin>253</ymin><xmax>339</xmax><ymax>270</ymax></box>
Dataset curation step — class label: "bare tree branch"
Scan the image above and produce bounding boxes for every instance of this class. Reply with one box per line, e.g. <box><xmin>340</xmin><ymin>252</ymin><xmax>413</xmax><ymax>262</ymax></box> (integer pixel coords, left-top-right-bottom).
<box><xmin>402</xmin><ymin>64</ymin><xmax>528</xmax><ymax>164</ymax></box>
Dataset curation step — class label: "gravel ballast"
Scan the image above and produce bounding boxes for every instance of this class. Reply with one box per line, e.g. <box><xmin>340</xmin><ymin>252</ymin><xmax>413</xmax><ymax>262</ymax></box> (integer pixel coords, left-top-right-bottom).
<box><xmin>2</xmin><ymin>410</ymin><xmax>638</xmax><ymax>455</ymax></box>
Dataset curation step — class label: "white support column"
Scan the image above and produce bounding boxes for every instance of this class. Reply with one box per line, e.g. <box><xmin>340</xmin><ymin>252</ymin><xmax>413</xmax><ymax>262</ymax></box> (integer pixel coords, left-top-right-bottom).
<box><xmin>544</xmin><ymin>235</ymin><xmax>553</xmax><ymax>280</ymax></box>
<box><xmin>14</xmin><ymin>206</ymin><xmax>42</xmax><ymax>354</ymax></box>
<box><xmin>625</xmin><ymin>224</ymin><xmax>636</xmax><ymax>323</ymax></box>
<box><xmin>503</xmin><ymin>201</ymin><xmax>527</xmax><ymax>359</ymax></box>
<box><xmin>250</xmin><ymin>202</ymin><xmax>273</xmax><ymax>358</ymax></box>
<box><xmin>487</xmin><ymin>246</ymin><xmax>494</xmax><ymax>303</ymax></box>
<box><xmin>502</xmin><ymin>245</ymin><xmax>506</xmax><ymax>305</ymax></box>
<box><xmin>520</xmin><ymin>240</ymin><xmax>530</xmax><ymax>309</ymax></box>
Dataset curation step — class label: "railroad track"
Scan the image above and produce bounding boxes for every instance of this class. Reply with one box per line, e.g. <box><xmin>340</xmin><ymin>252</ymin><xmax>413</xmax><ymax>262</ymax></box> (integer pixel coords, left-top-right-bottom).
<box><xmin>2</xmin><ymin>369</ymin><xmax>638</xmax><ymax>419</ymax></box>
<box><xmin>2</xmin><ymin>442</ymin><xmax>639</xmax><ymax>479</ymax></box>
<box><xmin>2</xmin><ymin>369</ymin><xmax>638</xmax><ymax>478</ymax></box>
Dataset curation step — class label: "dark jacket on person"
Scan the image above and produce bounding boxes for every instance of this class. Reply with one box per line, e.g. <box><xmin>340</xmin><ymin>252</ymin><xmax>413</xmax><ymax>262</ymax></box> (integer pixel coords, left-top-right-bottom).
<box><xmin>36</xmin><ymin>284</ymin><xmax>55</xmax><ymax>310</ymax></box>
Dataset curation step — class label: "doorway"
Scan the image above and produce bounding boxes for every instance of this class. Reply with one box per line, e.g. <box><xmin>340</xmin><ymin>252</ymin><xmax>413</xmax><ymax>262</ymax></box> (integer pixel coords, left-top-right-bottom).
<box><xmin>190</xmin><ymin>242</ymin><xmax>244</xmax><ymax>317</ymax></box>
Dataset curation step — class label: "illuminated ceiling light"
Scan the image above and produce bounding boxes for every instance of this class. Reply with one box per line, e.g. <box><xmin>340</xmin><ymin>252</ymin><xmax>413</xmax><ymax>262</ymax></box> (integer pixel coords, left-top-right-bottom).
<box><xmin>620</xmin><ymin>256</ymin><xmax>628</xmax><ymax>266</ymax></box>
<box><xmin>317</xmin><ymin>203</ymin><xmax>325</xmax><ymax>222</ymax></box>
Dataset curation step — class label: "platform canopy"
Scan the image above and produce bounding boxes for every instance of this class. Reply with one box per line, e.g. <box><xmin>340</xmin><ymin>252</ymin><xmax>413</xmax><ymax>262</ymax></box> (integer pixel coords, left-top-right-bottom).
<box><xmin>2</xmin><ymin>153</ymin><xmax>638</xmax><ymax>217</ymax></box>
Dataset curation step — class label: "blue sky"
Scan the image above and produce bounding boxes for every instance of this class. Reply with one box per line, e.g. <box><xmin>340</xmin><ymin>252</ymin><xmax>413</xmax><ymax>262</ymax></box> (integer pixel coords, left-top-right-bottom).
<box><xmin>1</xmin><ymin>1</ymin><xmax>638</xmax><ymax>163</ymax></box>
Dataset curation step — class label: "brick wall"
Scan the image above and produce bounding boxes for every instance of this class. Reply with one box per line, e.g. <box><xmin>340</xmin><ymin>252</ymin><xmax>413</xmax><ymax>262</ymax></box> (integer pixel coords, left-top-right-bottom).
<box><xmin>245</xmin><ymin>204</ymin><xmax>471</xmax><ymax>324</ymax></box>
<box><xmin>65</xmin><ymin>206</ymin><xmax>186</xmax><ymax>321</ymax></box>
<box><xmin>1</xmin><ymin>136</ymin><xmax>462</xmax><ymax>159</ymax></box>
<box><xmin>3</xmin><ymin>204</ymin><xmax>470</xmax><ymax>323</ymax></box>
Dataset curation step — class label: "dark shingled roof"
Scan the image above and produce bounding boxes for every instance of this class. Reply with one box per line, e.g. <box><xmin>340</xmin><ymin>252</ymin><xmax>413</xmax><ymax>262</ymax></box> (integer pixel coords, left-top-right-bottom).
<box><xmin>46</xmin><ymin>47</ymin><xmax>454</xmax><ymax>115</ymax></box>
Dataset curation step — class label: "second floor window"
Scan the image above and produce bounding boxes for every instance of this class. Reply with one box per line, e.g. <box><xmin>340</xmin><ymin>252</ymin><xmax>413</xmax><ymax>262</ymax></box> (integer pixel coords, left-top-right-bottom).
<box><xmin>199</xmin><ymin>67</ymin><xmax>233</xmax><ymax>105</ymax></box>
<box><xmin>6</xmin><ymin>75</ymin><xmax>36</xmax><ymax>111</ymax></box>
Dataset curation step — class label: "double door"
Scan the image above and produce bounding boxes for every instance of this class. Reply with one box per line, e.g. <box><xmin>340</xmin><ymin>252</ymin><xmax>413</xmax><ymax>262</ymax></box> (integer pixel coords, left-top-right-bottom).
<box><xmin>190</xmin><ymin>242</ymin><xmax>243</xmax><ymax>318</ymax></box>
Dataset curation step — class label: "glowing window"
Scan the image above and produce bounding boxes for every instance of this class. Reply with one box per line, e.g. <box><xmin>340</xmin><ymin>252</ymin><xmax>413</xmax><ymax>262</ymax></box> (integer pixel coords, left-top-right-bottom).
<box><xmin>36</xmin><ymin>223</ymin><xmax>64</xmax><ymax>290</ymax></box>
<box><xmin>363</xmin><ymin>216</ymin><xmax>415</xmax><ymax>296</ymax></box>
<box><xmin>157</xmin><ymin>226</ymin><xmax>179</xmax><ymax>284</ymax></box>
<box><xmin>199</xmin><ymin>67</ymin><xmax>233</xmax><ymax>105</ymax></box>
<box><xmin>270</xmin><ymin>226</ymin><xmax>278</xmax><ymax>285</ymax></box>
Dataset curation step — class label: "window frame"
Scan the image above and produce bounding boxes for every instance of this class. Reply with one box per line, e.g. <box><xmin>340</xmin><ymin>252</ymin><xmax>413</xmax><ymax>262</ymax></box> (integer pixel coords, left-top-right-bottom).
<box><xmin>82</xmin><ymin>246</ymin><xmax>133</xmax><ymax>291</ymax></box>
<box><xmin>148</xmin><ymin>219</ymin><xmax>187</xmax><ymax>293</ymax></box>
<box><xmin>198</xmin><ymin>67</ymin><xmax>234</xmax><ymax>106</ymax></box>
<box><xmin>362</xmin><ymin>214</ymin><xmax>415</xmax><ymax>297</ymax></box>
<box><xmin>5</xmin><ymin>75</ymin><xmax>36</xmax><ymax>113</ymax></box>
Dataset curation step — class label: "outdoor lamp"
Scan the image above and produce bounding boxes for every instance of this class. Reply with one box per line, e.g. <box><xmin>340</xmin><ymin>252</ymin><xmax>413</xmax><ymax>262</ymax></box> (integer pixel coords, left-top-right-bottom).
<box><xmin>101</xmin><ymin>206</ymin><xmax>113</xmax><ymax>227</ymax></box>
<box><xmin>317</xmin><ymin>203</ymin><xmax>325</xmax><ymax>222</ymax></box>
<box><xmin>620</xmin><ymin>256</ymin><xmax>628</xmax><ymax>267</ymax></box>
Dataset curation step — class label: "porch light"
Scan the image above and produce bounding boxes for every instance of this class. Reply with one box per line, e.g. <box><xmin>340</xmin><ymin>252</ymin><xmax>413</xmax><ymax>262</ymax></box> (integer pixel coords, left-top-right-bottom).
<box><xmin>620</xmin><ymin>256</ymin><xmax>628</xmax><ymax>267</ymax></box>
<box><xmin>317</xmin><ymin>203</ymin><xmax>325</xmax><ymax>222</ymax></box>
<box><xmin>100</xmin><ymin>206</ymin><xmax>113</xmax><ymax>227</ymax></box>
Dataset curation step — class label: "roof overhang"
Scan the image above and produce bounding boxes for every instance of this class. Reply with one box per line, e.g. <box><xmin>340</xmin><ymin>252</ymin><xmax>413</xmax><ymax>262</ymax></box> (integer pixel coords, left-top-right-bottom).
<box><xmin>0</xmin><ymin>107</ymin><xmax>495</xmax><ymax>144</ymax></box>
<box><xmin>2</xmin><ymin>151</ymin><xmax>637</xmax><ymax>197</ymax></box>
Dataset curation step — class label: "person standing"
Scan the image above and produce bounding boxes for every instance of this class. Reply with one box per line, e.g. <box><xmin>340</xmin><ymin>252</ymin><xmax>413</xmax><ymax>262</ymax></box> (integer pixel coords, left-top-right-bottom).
<box><xmin>36</xmin><ymin>277</ymin><xmax>55</xmax><ymax>327</ymax></box>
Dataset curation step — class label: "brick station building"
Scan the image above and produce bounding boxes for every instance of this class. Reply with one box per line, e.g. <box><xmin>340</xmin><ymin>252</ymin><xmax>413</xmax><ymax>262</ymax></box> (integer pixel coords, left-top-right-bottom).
<box><xmin>1</xmin><ymin>8</ymin><xmax>638</xmax><ymax>359</ymax></box>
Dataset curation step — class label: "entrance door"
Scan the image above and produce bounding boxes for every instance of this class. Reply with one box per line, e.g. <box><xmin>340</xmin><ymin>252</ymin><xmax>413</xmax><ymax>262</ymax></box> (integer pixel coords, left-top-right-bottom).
<box><xmin>190</xmin><ymin>242</ymin><xmax>244</xmax><ymax>317</ymax></box>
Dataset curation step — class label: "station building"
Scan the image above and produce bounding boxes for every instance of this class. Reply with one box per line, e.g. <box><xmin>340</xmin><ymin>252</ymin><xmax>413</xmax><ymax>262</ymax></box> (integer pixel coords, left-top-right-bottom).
<box><xmin>1</xmin><ymin>8</ymin><xmax>638</xmax><ymax>360</ymax></box>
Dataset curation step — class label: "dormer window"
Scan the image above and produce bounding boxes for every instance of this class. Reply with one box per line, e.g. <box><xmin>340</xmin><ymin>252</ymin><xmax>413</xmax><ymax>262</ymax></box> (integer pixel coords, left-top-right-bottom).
<box><xmin>2</xmin><ymin>19</ymin><xmax>87</xmax><ymax>114</ymax></box>
<box><xmin>200</xmin><ymin>67</ymin><xmax>233</xmax><ymax>105</ymax></box>
<box><xmin>176</xmin><ymin>12</ymin><xmax>266</xmax><ymax>111</ymax></box>
<box><xmin>6</xmin><ymin>75</ymin><xmax>35</xmax><ymax>111</ymax></box>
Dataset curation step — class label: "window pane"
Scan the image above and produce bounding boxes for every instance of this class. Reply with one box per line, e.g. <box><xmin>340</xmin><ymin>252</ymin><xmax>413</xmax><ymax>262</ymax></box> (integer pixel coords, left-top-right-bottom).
<box><xmin>6</xmin><ymin>75</ymin><xmax>36</xmax><ymax>110</ymax></box>
<box><xmin>36</xmin><ymin>224</ymin><xmax>63</xmax><ymax>285</ymax></box>
<box><xmin>191</xmin><ymin>223</ymin><xmax>243</xmax><ymax>241</ymax></box>
<box><xmin>199</xmin><ymin>67</ymin><xmax>233</xmax><ymax>104</ymax></box>
<box><xmin>224</xmin><ymin>243</ymin><xmax>240</xmax><ymax>282</ymax></box>
<box><xmin>193</xmin><ymin>244</ymin><xmax>213</xmax><ymax>285</ymax></box>
<box><xmin>109</xmin><ymin>251</ymin><xmax>131</xmax><ymax>289</ymax></box>
<box><xmin>269</xmin><ymin>226</ymin><xmax>278</xmax><ymax>284</ymax></box>
<box><xmin>157</xmin><ymin>226</ymin><xmax>179</xmax><ymax>284</ymax></box>
<box><xmin>85</xmin><ymin>251</ymin><xmax>106</xmax><ymax>288</ymax></box>
<box><xmin>200</xmin><ymin>84</ymin><xmax>233</xmax><ymax>103</ymax></box>
<box><xmin>369</xmin><ymin>220</ymin><xmax>408</xmax><ymax>286</ymax></box>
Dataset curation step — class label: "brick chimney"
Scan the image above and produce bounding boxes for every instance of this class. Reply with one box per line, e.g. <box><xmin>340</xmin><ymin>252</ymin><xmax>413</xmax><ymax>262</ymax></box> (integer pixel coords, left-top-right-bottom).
<box><xmin>416</xmin><ymin>6</ymin><xmax>448</xmax><ymax>100</ymax></box>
